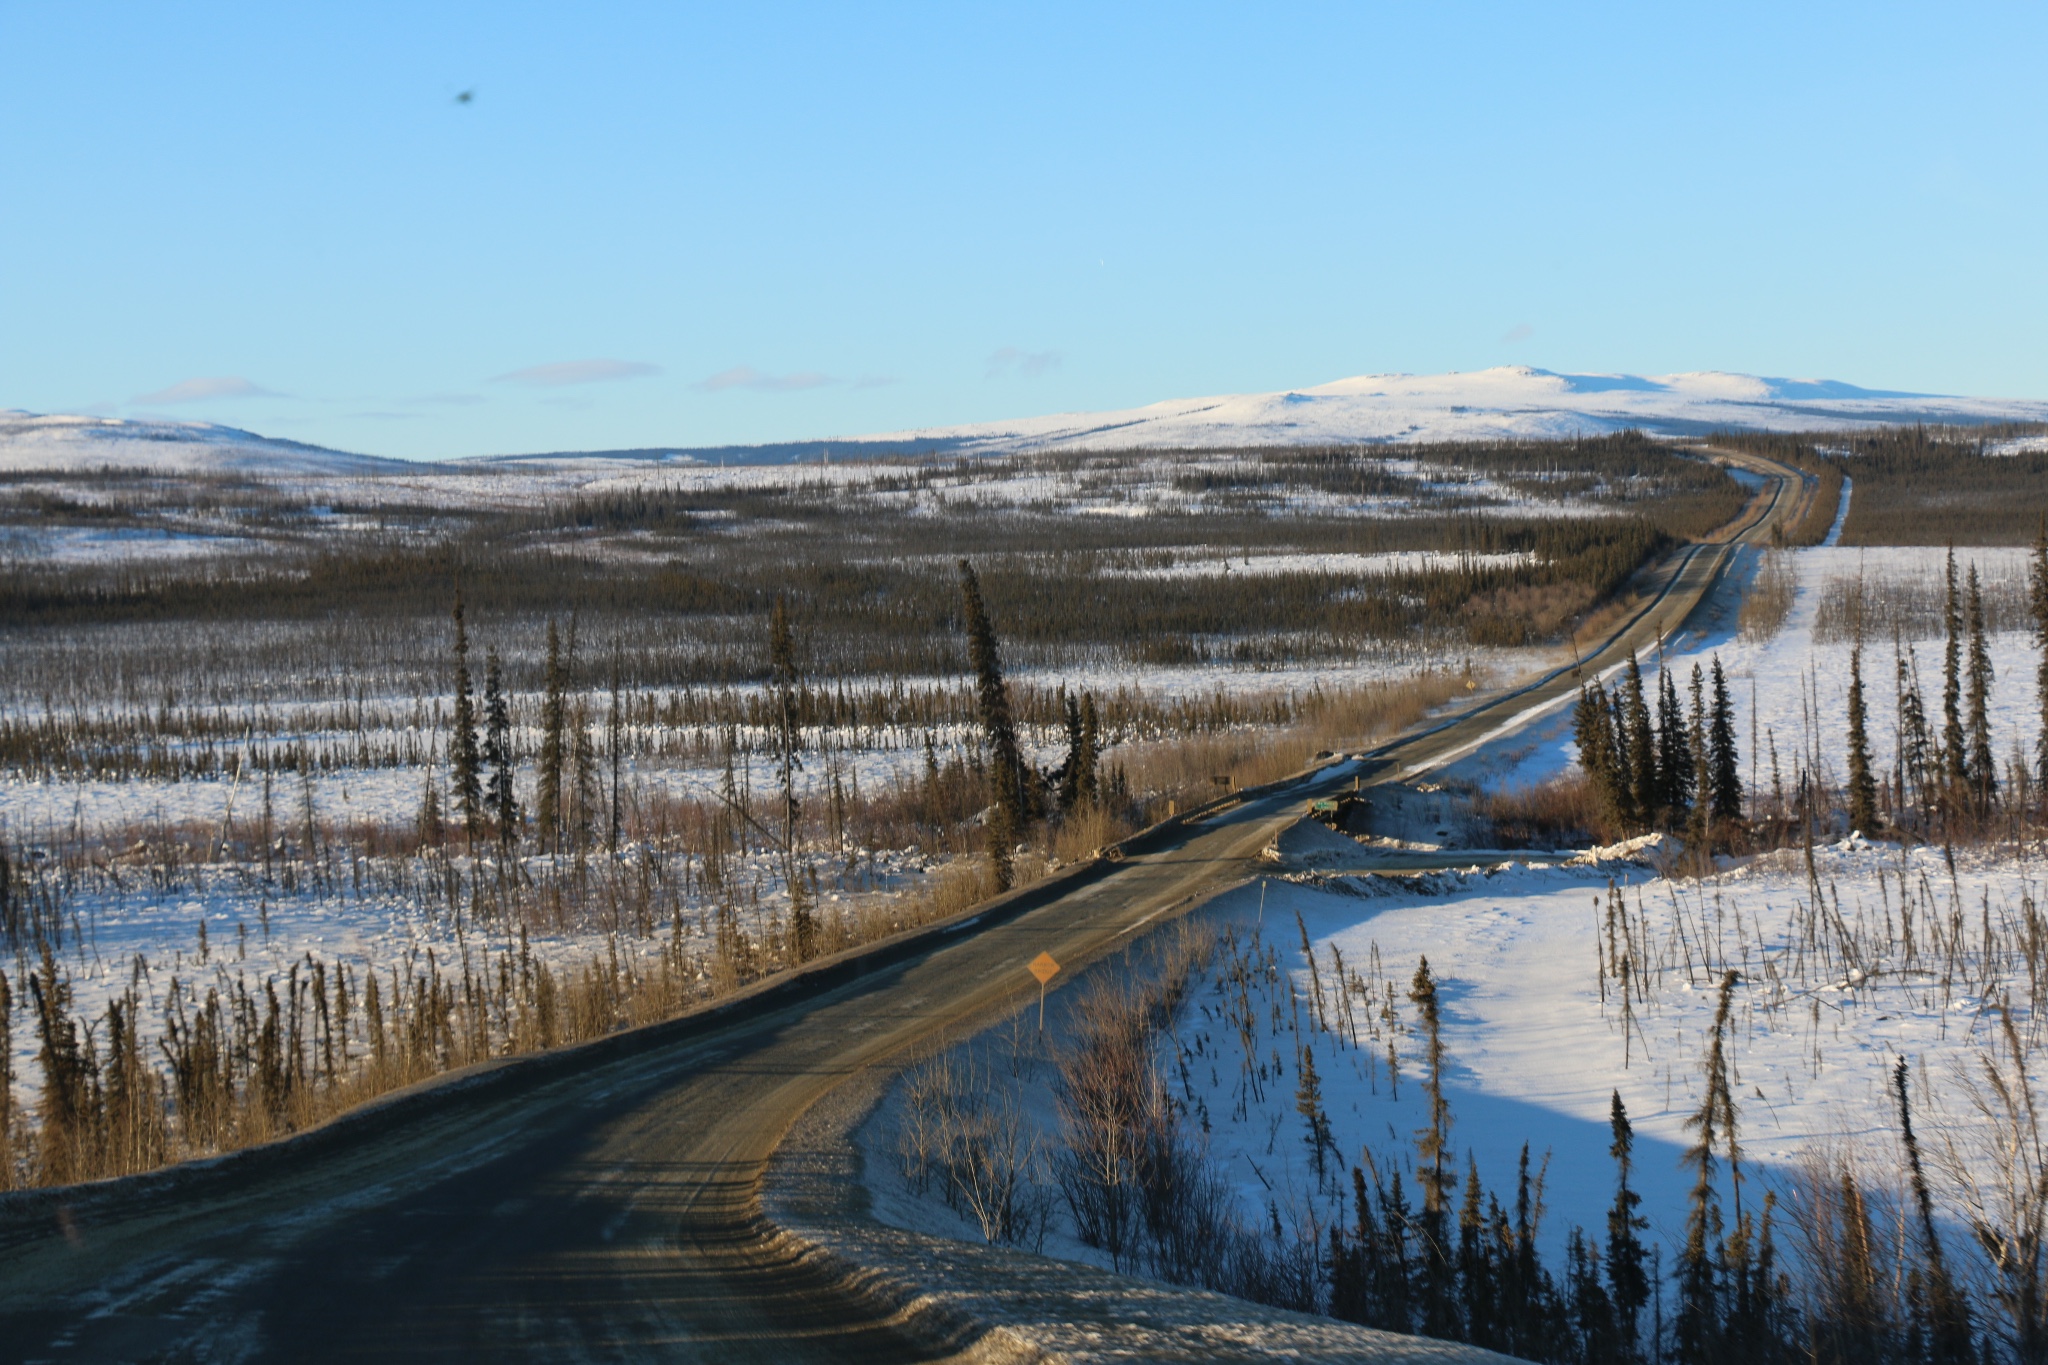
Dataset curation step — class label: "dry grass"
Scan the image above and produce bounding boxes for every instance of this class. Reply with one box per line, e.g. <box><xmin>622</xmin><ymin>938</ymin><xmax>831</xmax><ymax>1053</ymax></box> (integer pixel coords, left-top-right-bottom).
<box><xmin>1740</xmin><ymin>550</ymin><xmax>1798</xmax><ymax>642</ymax></box>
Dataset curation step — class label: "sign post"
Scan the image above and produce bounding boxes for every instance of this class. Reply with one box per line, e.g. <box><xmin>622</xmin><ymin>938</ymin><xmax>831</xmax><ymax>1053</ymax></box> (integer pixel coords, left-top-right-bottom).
<box><xmin>1028</xmin><ymin>951</ymin><xmax>1060</xmax><ymax>1030</ymax></box>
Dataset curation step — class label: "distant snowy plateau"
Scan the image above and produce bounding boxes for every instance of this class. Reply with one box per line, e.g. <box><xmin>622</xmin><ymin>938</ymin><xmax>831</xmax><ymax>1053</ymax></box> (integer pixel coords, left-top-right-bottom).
<box><xmin>6</xmin><ymin>366</ymin><xmax>2048</xmax><ymax>475</ymax></box>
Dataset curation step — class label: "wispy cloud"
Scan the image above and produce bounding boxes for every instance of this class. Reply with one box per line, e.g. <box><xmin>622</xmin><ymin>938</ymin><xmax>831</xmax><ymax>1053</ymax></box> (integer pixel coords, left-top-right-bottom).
<box><xmin>132</xmin><ymin>376</ymin><xmax>281</xmax><ymax>404</ymax></box>
<box><xmin>987</xmin><ymin>347</ymin><xmax>1060</xmax><ymax>379</ymax></box>
<box><xmin>404</xmin><ymin>391</ymin><xmax>486</xmax><ymax>406</ymax></box>
<box><xmin>854</xmin><ymin>374</ymin><xmax>899</xmax><ymax>390</ymax></box>
<box><xmin>494</xmin><ymin>359</ymin><xmax>661</xmax><ymax>388</ymax></box>
<box><xmin>696</xmin><ymin>365</ymin><xmax>832</xmax><ymax>393</ymax></box>
<box><xmin>1501</xmin><ymin>323</ymin><xmax>1535</xmax><ymax>345</ymax></box>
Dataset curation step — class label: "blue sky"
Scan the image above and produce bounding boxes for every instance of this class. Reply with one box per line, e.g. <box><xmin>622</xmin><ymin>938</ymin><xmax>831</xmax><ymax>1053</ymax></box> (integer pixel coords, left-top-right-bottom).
<box><xmin>3</xmin><ymin>3</ymin><xmax>2044</xmax><ymax>459</ymax></box>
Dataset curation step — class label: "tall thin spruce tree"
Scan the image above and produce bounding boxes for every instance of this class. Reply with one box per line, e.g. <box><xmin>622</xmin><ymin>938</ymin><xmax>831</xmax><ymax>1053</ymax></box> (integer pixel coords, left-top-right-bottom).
<box><xmin>1708</xmin><ymin>657</ymin><xmax>1743</xmax><ymax>829</ymax></box>
<box><xmin>2032</xmin><ymin>517</ymin><xmax>2048</xmax><ymax>803</ymax></box>
<box><xmin>1845</xmin><ymin>644</ymin><xmax>1879</xmax><ymax>836</ymax></box>
<box><xmin>1898</xmin><ymin>639</ymin><xmax>1934</xmax><ymax>829</ymax></box>
<box><xmin>1686</xmin><ymin>665</ymin><xmax>1711</xmax><ymax>851</ymax></box>
<box><xmin>483</xmin><ymin>648</ymin><xmax>518</xmax><ymax>848</ymax></box>
<box><xmin>958</xmin><ymin>561</ymin><xmax>1025</xmax><ymax>891</ymax></box>
<box><xmin>1657</xmin><ymin>667</ymin><xmax>1694</xmax><ymax>829</ymax></box>
<box><xmin>606</xmin><ymin>643</ymin><xmax>623</xmax><ymax>854</ymax></box>
<box><xmin>1078</xmin><ymin>692</ymin><xmax>1101</xmax><ymax>806</ymax></box>
<box><xmin>1675</xmin><ymin>970</ymin><xmax>1742</xmax><ymax>1364</ymax></box>
<box><xmin>536</xmin><ymin>619</ymin><xmax>566</xmax><ymax>855</ymax></box>
<box><xmin>1409</xmin><ymin>957</ymin><xmax>1458</xmax><ymax>1339</ymax></box>
<box><xmin>1965</xmin><ymin>563</ymin><xmax>1997</xmax><ymax>809</ymax></box>
<box><xmin>449</xmin><ymin>589</ymin><xmax>483</xmax><ymax>853</ymax></box>
<box><xmin>1622</xmin><ymin>656</ymin><xmax>1657</xmax><ymax>835</ymax></box>
<box><xmin>769</xmin><ymin>596</ymin><xmax>814</xmax><ymax>960</ymax></box>
<box><xmin>0</xmin><ymin>967</ymin><xmax>13</xmax><ymax>1192</ymax></box>
<box><xmin>1574</xmin><ymin>686</ymin><xmax>1623</xmax><ymax>832</ymax></box>
<box><xmin>1606</xmin><ymin>1091</ymin><xmax>1650</xmax><ymax>1362</ymax></box>
<box><xmin>1895</xmin><ymin>1057</ymin><xmax>1973</xmax><ymax>1363</ymax></box>
<box><xmin>1941</xmin><ymin>548</ymin><xmax>1967</xmax><ymax>793</ymax></box>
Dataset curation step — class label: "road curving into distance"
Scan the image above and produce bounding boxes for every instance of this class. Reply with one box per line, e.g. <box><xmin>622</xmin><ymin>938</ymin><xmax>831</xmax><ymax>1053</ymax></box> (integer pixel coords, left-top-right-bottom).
<box><xmin>0</xmin><ymin>450</ymin><xmax>1798</xmax><ymax>1364</ymax></box>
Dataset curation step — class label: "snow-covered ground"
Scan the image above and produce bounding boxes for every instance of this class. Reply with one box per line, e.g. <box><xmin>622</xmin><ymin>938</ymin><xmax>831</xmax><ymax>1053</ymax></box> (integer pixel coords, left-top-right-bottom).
<box><xmin>859</xmin><ymin>536</ymin><xmax>2048</xmax><ymax>1282</ymax></box>
<box><xmin>865</xmin><ymin>836</ymin><xmax>2048</xmax><ymax>1274</ymax></box>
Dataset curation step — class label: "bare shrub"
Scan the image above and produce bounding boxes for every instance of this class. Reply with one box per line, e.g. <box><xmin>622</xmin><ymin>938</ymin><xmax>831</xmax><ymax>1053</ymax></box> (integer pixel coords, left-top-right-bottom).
<box><xmin>1473</xmin><ymin>770</ymin><xmax>1608</xmax><ymax>848</ymax></box>
<box><xmin>1741</xmin><ymin>550</ymin><xmax>1798</xmax><ymax>642</ymax></box>
<box><xmin>896</xmin><ymin>1048</ymin><xmax>1053</xmax><ymax>1249</ymax></box>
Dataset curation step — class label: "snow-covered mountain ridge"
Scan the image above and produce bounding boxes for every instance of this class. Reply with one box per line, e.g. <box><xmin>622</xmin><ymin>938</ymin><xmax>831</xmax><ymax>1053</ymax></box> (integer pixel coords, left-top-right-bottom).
<box><xmin>854</xmin><ymin>365</ymin><xmax>2048</xmax><ymax>455</ymax></box>
<box><xmin>0</xmin><ymin>411</ymin><xmax>416</xmax><ymax>476</ymax></box>
<box><xmin>6</xmin><ymin>366</ymin><xmax>2045</xmax><ymax>473</ymax></box>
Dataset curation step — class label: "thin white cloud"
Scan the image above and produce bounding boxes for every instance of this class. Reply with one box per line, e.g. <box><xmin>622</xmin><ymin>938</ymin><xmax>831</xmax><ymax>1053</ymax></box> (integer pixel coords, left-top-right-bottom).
<box><xmin>696</xmin><ymin>365</ymin><xmax>833</xmax><ymax>393</ymax></box>
<box><xmin>1501</xmin><ymin>323</ymin><xmax>1535</xmax><ymax>344</ymax></box>
<box><xmin>987</xmin><ymin>347</ymin><xmax>1060</xmax><ymax>378</ymax></box>
<box><xmin>132</xmin><ymin>376</ymin><xmax>281</xmax><ymax>404</ymax></box>
<box><xmin>494</xmin><ymin>359</ymin><xmax>661</xmax><ymax>388</ymax></box>
<box><xmin>854</xmin><ymin>374</ymin><xmax>899</xmax><ymax>389</ymax></box>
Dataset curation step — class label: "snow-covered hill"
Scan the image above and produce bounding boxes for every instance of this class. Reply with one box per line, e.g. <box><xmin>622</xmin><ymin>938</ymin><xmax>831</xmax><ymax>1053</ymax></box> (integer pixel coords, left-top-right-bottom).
<box><xmin>0</xmin><ymin>411</ymin><xmax>416</xmax><ymax>475</ymax></box>
<box><xmin>852</xmin><ymin>365</ymin><xmax>2048</xmax><ymax>455</ymax></box>
<box><xmin>9</xmin><ymin>367</ymin><xmax>2045</xmax><ymax>472</ymax></box>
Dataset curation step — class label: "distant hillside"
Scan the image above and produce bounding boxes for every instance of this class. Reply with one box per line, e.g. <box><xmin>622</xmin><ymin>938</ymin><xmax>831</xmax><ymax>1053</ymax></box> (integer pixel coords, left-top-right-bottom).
<box><xmin>845</xmin><ymin>366</ymin><xmax>2048</xmax><ymax>456</ymax></box>
<box><xmin>13</xmin><ymin>367</ymin><xmax>2046</xmax><ymax>472</ymax></box>
<box><xmin>0</xmin><ymin>411</ymin><xmax>422</xmax><ymax>476</ymax></box>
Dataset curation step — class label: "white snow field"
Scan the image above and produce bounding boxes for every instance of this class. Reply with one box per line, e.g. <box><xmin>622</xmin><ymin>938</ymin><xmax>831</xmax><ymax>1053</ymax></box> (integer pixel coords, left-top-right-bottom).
<box><xmin>864</xmin><ymin>834</ymin><xmax>2048</xmax><ymax>1276</ymax></box>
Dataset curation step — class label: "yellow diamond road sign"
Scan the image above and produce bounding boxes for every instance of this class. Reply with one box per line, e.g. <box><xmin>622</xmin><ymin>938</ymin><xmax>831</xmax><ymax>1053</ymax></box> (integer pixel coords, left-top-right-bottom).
<box><xmin>1029</xmin><ymin>952</ymin><xmax>1060</xmax><ymax>985</ymax></box>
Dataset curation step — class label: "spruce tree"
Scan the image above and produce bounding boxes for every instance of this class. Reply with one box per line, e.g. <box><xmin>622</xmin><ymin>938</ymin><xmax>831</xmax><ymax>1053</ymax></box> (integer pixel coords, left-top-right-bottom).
<box><xmin>2032</xmin><ymin>518</ymin><xmax>2048</xmax><ymax>802</ymax></box>
<box><xmin>1686</xmin><ymin>665</ymin><xmax>1711</xmax><ymax>851</ymax></box>
<box><xmin>1708</xmin><ymin>657</ymin><xmax>1743</xmax><ymax>829</ymax></box>
<box><xmin>1410</xmin><ymin>957</ymin><xmax>1457</xmax><ymax>1339</ymax></box>
<box><xmin>769</xmin><ymin>596</ymin><xmax>813</xmax><ymax>960</ymax></box>
<box><xmin>606</xmin><ymin>643</ymin><xmax>624</xmax><ymax>854</ymax></box>
<box><xmin>1077</xmin><ymin>691</ymin><xmax>1101</xmax><ymax>807</ymax></box>
<box><xmin>449</xmin><ymin>590</ymin><xmax>483</xmax><ymax>853</ymax></box>
<box><xmin>1845</xmin><ymin>645</ymin><xmax>1879</xmax><ymax>836</ymax></box>
<box><xmin>1057</xmin><ymin>690</ymin><xmax>1085</xmax><ymax>813</ymax></box>
<box><xmin>1607</xmin><ymin>688</ymin><xmax>1639</xmax><ymax>832</ymax></box>
<box><xmin>0</xmin><ymin>968</ymin><xmax>12</xmax><ymax>1192</ymax></box>
<box><xmin>570</xmin><ymin>698</ymin><xmax>597</xmax><ymax>854</ymax></box>
<box><xmin>417</xmin><ymin>757</ymin><xmax>444</xmax><ymax>850</ymax></box>
<box><xmin>1622</xmin><ymin>656</ymin><xmax>1657</xmax><ymax>835</ymax></box>
<box><xmin>1898</xmin><ymin>639</ymin><xmax>1934</xmax><ymax>828</ymax></box>
<box><xmin>1606</xmin><ymin>1091</ymin><xmax>1650</xmax><ymax>1362</ymax></box>
<box><xmin>1965</xmin><ymin>563</ymin><xmax>1997</xmax><ymax>808</ymax></box>
<box><xmin>959</xmin><ymin>561</ymin><xmax>1025</xmax><ymax>891</ymax></box>
<box><xmin>1574</xmin><ymin>686</ymin><xmax>1622</xmax><ymax>830</ymax></box>
<box><xmin>536</xmin><ymin>619</ymin><xmax>566</xmax><ymax>855</ymax></box>
<box><xmin>1895</xmin><ymin>1057</ymin><xmax>1973</xmax><ymax>1363</ymax></box>
<box><xmin>1656</xmin><ymin>667</ymin><xmax>1694</xmax><ymax>829</ymax></box>
<box><xmin>1676</xmin><ymin>971</ymin><xmax>1742</xmax><ymax>1364</ymax></box>
<box><xmin>1941</xmin><ymin>548</ymin><xmax>1967</xmax><ymax>793</ymax></box>
<box><xmin>1295</xmin><ymin>1041</ymin><xmax>1333</xmax><ymax>1183</ymax></box>
<box><xmin>484</xmin><ymin>648</ymin><xmax>518</xmax><ymax>848</ymax></box>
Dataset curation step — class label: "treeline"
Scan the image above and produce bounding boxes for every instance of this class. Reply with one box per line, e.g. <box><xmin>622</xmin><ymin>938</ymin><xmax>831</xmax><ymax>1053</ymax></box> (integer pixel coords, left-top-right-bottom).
<box><xmin>1713</xmin><ymin>425</ymin><xmax>2048</xmax><ymax>547</ymax></box>
<box><xmin>0</xmin><ymin>434</ymin><xmax>1750</xmax><ymax>676</ymax></box>
<box><xmin>1572</xmin><ymin>653</ymin><xmax>1744</xmax><ymax>849</ymax></box>
<box><xmin>1571</xmin><ymin>537</ymin><xmax>2048</xmax><ymax>854</ymax></box>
